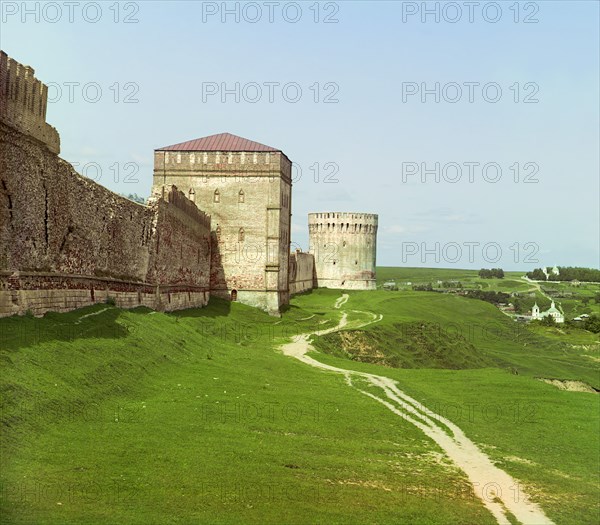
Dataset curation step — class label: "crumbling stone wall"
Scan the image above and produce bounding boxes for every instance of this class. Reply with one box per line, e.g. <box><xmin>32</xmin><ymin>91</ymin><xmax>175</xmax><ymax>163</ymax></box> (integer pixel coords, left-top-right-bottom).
<box><xmin>147</xmin><ymin>185</ymin><xmax>212</xmax><ymax>288</ymax></box>
<box><xmin>0</xmin><ymin>54</ymin><xmax>212</xmax><ymax>317</ymax></box>
<box><xmin>0</xmin><ymin>123</ymin><xmax>154</xmax><ymax>279</ymax></box>
<box><xmin>0</xmin><ymin>127</ymin><xmax>211</xmax><ymax>316</ymax></box>
<box><xmin>289</xmin><ymin>250</ymin><xmax>315</xmax><ymax>295</ymax></box>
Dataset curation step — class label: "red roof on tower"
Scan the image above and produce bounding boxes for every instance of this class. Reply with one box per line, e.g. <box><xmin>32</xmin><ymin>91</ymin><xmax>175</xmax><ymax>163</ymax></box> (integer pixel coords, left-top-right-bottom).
<box><xmin>156</xmin><ymin>132</ymin><xmax>281</xmax><ymax>152</ymax></box>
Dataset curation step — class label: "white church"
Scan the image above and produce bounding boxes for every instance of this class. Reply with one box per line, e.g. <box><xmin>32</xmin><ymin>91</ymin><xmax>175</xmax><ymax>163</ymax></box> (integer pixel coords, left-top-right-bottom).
<box><xmin>542</xmin><ymin>265</ymin><xmax>560</xmax><ymax>280</ymax></box>
<box><xmin>531</xmin><ymin>301</ymin><xmax>565</xmax><ymax>323</ymax></box>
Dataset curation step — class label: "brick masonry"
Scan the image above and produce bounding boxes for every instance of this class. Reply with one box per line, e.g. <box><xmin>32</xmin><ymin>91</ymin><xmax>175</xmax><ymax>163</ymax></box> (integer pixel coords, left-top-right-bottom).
<box><xmin>0</xmin><ymin>54</ymin><xmax>212</xmax><ymax>318</ymax></box>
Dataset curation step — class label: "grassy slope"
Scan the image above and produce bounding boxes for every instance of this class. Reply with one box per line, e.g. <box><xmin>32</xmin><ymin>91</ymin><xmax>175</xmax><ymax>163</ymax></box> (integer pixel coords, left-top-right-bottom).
<box><xmin>310</xmin><ymin>353</ymin><xmax>600</xmax><ymax>525</ymax></box>
<box><xmin>1</xmin><ymin>284</ymin><xmax>598</xmax><ymax>524</ymax></box>
<box><xmin>321</xmin><ymin>290</ymin><xmax>600</xmax><ymax>388</ymax></box>
<box><xmin>1</xmin><ymin>295</ymin><xmax>493</xmax><ymax>525</ymax></box>
<box><xmin>313</xmin><ymin>320</ymin><xmax>496</xmax><ymax>370</ymax></box>
<box><xmin>308</xmin><ymin>290</ymin><xmax>599</xmax><ymax>525</ymax></box>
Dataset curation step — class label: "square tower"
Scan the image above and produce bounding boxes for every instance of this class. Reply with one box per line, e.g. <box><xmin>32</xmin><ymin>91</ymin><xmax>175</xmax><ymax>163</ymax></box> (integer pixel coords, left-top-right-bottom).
<box><xmin>153</xmin><ymin>133</ymin><xmax>292</xmax><ymax>314</ymax></box>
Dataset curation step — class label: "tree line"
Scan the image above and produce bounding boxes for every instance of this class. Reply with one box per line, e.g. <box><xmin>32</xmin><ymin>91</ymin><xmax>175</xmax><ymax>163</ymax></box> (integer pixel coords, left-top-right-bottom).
<box><xmin>478</xmin><ymin>268</ymin><xmax>505</xmax><ymax>279</ymax></box>
<box><xmin>526</xmin><ymin>267</ymin><xmax>600</xmax><ymax>282</ymax></box>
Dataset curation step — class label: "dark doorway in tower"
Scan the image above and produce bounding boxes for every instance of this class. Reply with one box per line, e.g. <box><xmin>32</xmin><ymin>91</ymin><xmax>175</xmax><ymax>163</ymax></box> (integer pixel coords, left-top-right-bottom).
<box><xmin>231</xmin><ymin>289</ymin><xmax>238</xmax><ymax>301</ymax></box>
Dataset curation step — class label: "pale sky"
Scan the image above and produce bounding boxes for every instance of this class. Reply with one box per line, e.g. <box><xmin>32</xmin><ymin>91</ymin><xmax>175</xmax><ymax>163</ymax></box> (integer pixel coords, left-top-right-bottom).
<box><xmin>2</xmin><ymin>1</ymin><xmax>598</xmax><ymax>270</ymax></box>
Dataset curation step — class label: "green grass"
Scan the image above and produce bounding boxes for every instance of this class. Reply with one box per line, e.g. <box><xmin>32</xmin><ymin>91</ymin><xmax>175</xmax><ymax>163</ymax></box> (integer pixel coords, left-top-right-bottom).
<box><xmin>377</xmin><ymin>267</ymin><xmax>482</xmax><ymax>284</ymax></box>
<box><xmin>309</xmin><ymin>352</ymin><xmax>600</xmax><ymax>525</ymax></box>
<box><xmin>324</xmin><ymin>290</ymin><xmax>600</xmax><ymax>388</ymax></box>
<box><xmin>307</xmin><ymin>288</ymin><xmax>599</xmax><ymax>525</ymax></box>
<box><xmin>376</xmin><ymin>266</ymin><xmax>600</xmax><ymax>299</ymax></box>
<box><xmin>0</xmin><ymin>298</ymin><xmax>494</xmax><ymax>525</ymax></box>
<box><xmin>1</xmin><ymin>273</ymin><xmax>599</xmax><ymax>525</ymax></box>
<box><xmin>313</xmin><ymin>320</ymin><xmax>495</xmax><ymax>369</ymax></box>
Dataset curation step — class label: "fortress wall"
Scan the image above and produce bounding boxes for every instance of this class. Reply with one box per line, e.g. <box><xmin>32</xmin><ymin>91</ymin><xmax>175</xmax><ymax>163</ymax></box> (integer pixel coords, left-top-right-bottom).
<box><xmin>0</xmin><ymin>123</ymin><xmax>211</xmax><ymax>317</ymax></box>
<box><xmin>308</xmin><ymin>212</ymin><xmax>378</xmax><ymax>290</ymax></box>
<box><xmin>0</xmin><ymin>122</ymin><xmax>155</xmax><ymax>280</ymax></box>
<box><xmin>0</xmin><ymin>273</ymin><xmax>209</xmax><ymax>317</ymax></box>
<box><xmin>0</xmin><ymin>55</ymin><xmax>212</xmax><ymax>318</ymax></box>
<box><xmin>289</xmin><ymin>251</ymin><xmax>315</xmax><ymax>295</ymax></box>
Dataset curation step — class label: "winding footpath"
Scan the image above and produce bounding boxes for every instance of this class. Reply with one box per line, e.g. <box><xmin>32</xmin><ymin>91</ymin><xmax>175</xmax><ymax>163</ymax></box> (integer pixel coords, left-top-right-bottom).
<box><xmin>280</xmin><ymin>294</ymin><xmax>554</xmax><ymax>525</ymax></box>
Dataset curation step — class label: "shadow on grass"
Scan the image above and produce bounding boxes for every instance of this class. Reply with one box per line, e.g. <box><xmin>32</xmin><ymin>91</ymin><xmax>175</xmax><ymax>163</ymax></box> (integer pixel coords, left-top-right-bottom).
<box><xmin>0</xmin><ymin>305</ymin><xmax>133</xmax><ymax>351</ymax></box>
<box><xmin>280</xmin><ymin>303</ymin><xmax>301</xmax><ymax>314</ymax></box>
<box><xmin>168</xmin><ymin>296</ymin><xmax>232</xmax><ymax>318</ymax></box>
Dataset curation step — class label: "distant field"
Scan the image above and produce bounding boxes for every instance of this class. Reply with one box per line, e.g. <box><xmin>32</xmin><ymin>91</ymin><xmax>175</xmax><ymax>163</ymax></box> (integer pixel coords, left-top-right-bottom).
<box><xmin>1</xmin><ymin>278</ymin><xmax>599</xmax><ymax>525</ymax></box>
<box><xmin>377</xmin><ymin>267</ymin><xmax>533</xmax><ymax>292</ymax></box>
<box><xmin>377</xmin><ymin>267</ymin><xmax>483</xmax><ymax>283</ymax></box>
<box><xmin>376</xmin><ymin>266</ymin><xmax>600</xmax><ymax>319</ymax></box>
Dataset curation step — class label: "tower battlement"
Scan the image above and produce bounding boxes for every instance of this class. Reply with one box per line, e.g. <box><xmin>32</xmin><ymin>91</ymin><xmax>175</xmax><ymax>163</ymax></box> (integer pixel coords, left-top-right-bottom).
<box><xmin>310</xmin><ymin>212</ymin><xmax>378</xmax><ymax>221</ymax></box>
<box><xmin>309</xmin><ymin>212</ymin><xmax>378</xmax><ymax>235</ymax></box>
<box><xmin>0</xmin><ymin>51</ymin><xmax>60</xmax><ymax>154</ymax></box>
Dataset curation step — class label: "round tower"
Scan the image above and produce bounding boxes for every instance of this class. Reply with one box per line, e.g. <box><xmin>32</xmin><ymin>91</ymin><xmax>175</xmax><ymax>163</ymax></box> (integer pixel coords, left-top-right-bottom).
<box><xmin>308</xmin><ymin>212</ymin><xmax>378</xmax><ymax>290</ymax></box>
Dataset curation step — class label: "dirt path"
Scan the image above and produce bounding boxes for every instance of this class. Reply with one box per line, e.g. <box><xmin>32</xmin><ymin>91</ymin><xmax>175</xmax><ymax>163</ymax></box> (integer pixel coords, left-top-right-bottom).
<box><xmin>334</xmin><ymin>293</ymin><xmax>349</xmax><ymax>309</ymax></box>
<box><xmin>75</xmin><ymin>307</ymin><xmax>110</xmax><ymax>324</ymax></box>
<box><xmin>280</xmin><ymin>296</ymin><xmax>555</xmax><ymax>525</ymax></box>
<box><xmin>520</xmin><ymin>276</ymin><xmax>551</xmax><ymax>301</ymax></box>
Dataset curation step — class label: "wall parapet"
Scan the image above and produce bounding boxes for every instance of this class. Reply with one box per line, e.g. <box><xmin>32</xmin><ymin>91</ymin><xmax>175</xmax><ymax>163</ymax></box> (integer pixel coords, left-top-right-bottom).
<box><xmin>150</xmin><ymin>185</ymin><xmax>211</xmax><ymax>230</ymax></box>
<box><xmin>308</xmin><ymin>211</ymin><xmax>378</xmax><ymax>235</ymax></box>
<box><xmin>309</xmin><ymin>212</ymin><xmax>378</xmax><ymax>221</ymax></box>
<box><xmin>0</xmin><ymin>51</ymin><xmax>60</xmax><ymax>154</ymax></box>
<box><xmin>153</xmin><ymin>150</ymin><xmax>292</xmax><ymax>182</ymax></box>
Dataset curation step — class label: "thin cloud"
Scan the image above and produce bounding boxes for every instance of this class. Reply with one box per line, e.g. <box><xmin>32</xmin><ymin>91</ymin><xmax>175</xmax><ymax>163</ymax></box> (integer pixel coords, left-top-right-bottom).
<box><xmin>414</xmin><ymin>208</ymin><xmax>480</xmax><ymax>224</ymax></box>
<box><xmin>385</xmin><ymin>224</ymin><xmax>431</xmax><ymax>235</ymax></box>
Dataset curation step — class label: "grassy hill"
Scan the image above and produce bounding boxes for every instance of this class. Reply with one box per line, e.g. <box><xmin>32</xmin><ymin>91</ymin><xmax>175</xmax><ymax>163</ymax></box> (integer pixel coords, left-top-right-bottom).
<box><xmin>1</xmin><ymin>277</ymin><xmax>599</xmax><ymax>524</ymax></box>
<box><xmin>313</xmin><ymin>319</ymin><xmax>495</xmax><ymax>370</ymax></box>
<box><xmin>0</xmin><ymin>296</ymin><xmax>494</xmax><ymax>525</ymax></box>
<box><xmin>310</xmin><ymin>289</ymin><xmax>599</xmax><ymax>524</ymax></box>
<box><xmin>315</xmin><ymin>290</ymin><xmax>600</xmax><ymax>389</ymax></box>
